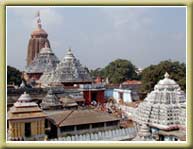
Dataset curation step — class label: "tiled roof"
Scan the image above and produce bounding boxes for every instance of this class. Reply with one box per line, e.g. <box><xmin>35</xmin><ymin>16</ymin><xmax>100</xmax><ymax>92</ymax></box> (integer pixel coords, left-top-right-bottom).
<box><xmin>47</xmin><ymin>110</ymin><xmax>120</xmax><ymax>127</ymax></box>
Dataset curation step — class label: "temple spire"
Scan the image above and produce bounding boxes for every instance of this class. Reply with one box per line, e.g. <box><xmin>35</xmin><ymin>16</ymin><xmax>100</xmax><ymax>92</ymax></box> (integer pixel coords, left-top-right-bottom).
<box><xmin>164</xmin><ymin>72</ymin><xmax>169</xmax><ymax>78</ymax></box>
<box><xmin>35</xmin><ymin>10</ymin><xmax>42</xmax><ymax>29</ymax></box>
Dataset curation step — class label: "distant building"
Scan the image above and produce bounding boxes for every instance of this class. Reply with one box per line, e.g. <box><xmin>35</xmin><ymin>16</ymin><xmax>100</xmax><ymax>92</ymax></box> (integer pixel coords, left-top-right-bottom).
<box><xmin>7</xmin><ymin>92</ymin><xmax>46</xmax><ymax>141</ymax></box>
<box><xmin>95</xmin><ymin>76</ymin><xmax>102</xmax><ymax>84</ymax></box>
<box><xmin>79</xmin><ymin>83</ymin><xmax>105</xmax><ymax>105</ymax></box>
<box><xmin>113</xmin><ymin>88</ymin><xmax>139</xmax><ymax>103</ymax></box>
<box><xmin>132</xmin><ymin>72</ymin><xmax>186</xmax><ymax>141</ymax></box>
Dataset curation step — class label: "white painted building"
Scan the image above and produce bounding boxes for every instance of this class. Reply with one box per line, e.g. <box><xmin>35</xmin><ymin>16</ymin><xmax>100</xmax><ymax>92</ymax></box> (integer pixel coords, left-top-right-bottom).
<box><xmin>113</xmin><ymin>89</ymin><xmax>132</xmax><ymax>103</ymax></box>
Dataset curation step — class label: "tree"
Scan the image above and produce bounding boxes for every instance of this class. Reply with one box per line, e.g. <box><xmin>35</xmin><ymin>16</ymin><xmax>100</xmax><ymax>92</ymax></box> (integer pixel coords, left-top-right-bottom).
<box><xmin>7</xmin><ymin>65</ymin><xmax>22</xmax><ymax>86</ymax></box>
<box><xmin>90</xmin><ymin>59</ymin><xmax>138</xmax><ymax>84</ymax></box>
<box><xmin>140</xmin><ymin>60</ymin><xmax>186</xmax><ymax>93</ymax></box>
<box><xmin>90</xmin><ymin>68</ymin><xmax>104</xmax><ymax>79</ymax></box>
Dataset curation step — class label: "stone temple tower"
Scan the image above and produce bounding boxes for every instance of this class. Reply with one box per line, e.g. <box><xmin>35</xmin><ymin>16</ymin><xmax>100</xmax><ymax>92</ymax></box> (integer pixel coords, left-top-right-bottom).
<box><xmin>27</xmin><ymin>11</ymin><xmax>51</xmax><ymax>66</ymax></box>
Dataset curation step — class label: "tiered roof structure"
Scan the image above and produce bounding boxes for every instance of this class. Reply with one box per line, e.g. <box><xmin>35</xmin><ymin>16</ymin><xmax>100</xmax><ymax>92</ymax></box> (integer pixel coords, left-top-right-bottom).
<box><xmin>133</xmin><ymin>72</ymin><xmax>186</xmax><ymax>129</ymax></box>
<box><xmin>25</xmin><ymin>42</ymin><xmax>59</xmax><ymax>74</ymax></box>
<box><xmin>41</xmin><ymin>48</ymin><xmax>92</xmax><ymax>85</ymax></box>
<box><xmin>133</xmin><ymin>72</ymin><xmax>186</xmax><ymax>140</ymax></box>
<box><xmin>8</xmin><ymin>92</ymin><xmax>46</xmax><ymax>120</ymax></box>
<box><xmin>40</xmin><ymin>89</ymin><xmax>63</xmax><ymax>110</ymax></box>
<box><xmin>132</xmin><ymin>124</ymin><xmax>153</xmax><ymax>141</ymax></box>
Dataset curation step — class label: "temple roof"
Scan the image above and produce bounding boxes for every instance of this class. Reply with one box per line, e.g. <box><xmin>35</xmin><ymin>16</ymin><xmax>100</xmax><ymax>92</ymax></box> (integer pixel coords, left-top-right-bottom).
<box><xmin>31</xmin><ymin>28</ymin><xmax>48</xmax><ymax>37</ymax></box>
<box><xmin>133</xmin><ymin>72</ymin><xmax>186</xmax><ymax>130</ymax></box>
<box><xmin>39</xmin><ymin>42</ymin><xmax>52</xmax><ymax>54</ymax></box>
<box><xmin>8</xmin><ymin>92</ymin><xmax>46</xmax><ymax>120</ymax></box>
<box><xmin>17</xmin><ymin>92</ymin><xmax>32</xmax><ymax>102</ymax></box>
<box><xmin>31</xmin><ymin>11</ymin><xmax>48</xmax><ymax>37</ymax></box>
<box><xmin>47</xmin><ymin>110</ymin><xmax>120</xmax><ymax>127</ymax></box>
<box><xmin>25</xmin><ymin>43</ymin><xmax>59</xmax><ymax>74</ymax></box>
<box><xmin>41</xmin><ymin>48</ymin><xmax>92</xmax><ymax>84</ymax></box>
<box><xmin>40</xmin><ymin>89</ymin><xmax>63</xmax><ymax>110</ymax></box>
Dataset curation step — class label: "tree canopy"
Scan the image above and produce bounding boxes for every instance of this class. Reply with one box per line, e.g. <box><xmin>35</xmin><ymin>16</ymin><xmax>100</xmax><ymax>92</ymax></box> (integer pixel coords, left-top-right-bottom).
<box><xmin>90</xmin><ymin>59</ymin><xmax>138</xmax><ymax>84</ymax></box>
<box><xmin>7</xmin><ymin>65</ymin><xmax>22</xmax><ymax>86</ymax></box>
<box><xmin>140</xmin><ymin>60</ymin><xmax>186</xmax><ymax>93</ymax></box>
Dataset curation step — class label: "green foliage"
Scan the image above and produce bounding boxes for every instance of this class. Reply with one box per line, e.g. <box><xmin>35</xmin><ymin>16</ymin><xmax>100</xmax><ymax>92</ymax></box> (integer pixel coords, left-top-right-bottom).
<box><xmin>90</xmin><ymin>59</ymin><xmax>138</xmax><ymax>84</ymax></box>
<box><xmin>7</xmin><ymin>65</ymin><xmax>22</xmax><ymax>86</ymax></box>
<box><xmin>140</xmin><ymin>60</ymin><xmax>186</xmax><ymax>92</ymax></box>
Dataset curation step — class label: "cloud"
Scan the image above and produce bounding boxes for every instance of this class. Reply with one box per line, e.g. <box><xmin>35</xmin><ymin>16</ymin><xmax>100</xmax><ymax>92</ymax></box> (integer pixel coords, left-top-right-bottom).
<box><xmin>101</xmin><ymin>7</ymin><xmax>152</xmax><ymax>31</ymax></box>
<box><xmin>7</xmin><ymin>6</ymin><xmax>64</xmax><ymax>31</ymax></box>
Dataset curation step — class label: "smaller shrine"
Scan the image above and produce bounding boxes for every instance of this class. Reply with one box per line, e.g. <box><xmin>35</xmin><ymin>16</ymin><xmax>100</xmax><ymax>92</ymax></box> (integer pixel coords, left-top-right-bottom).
<box><xmin>132</xmin><ymin>72</ymin><xmax>186</xmax><ymax>141</ymax></box>
<box><xmin>25</xmin><ymin>42</ymin><xmax>59</xmax><ymax>83</ymax></box>
<box><xmin>7</xmin><ymin>92</ymin><xmax>46</xmax><ymax>141</ymax></box>
<box><xmin>44</xmin><ymin>48</ymin><xmax>92</xmax><ymax>86</ymax></box>
<box><xmin>40</xmin><ymin>89</ymin><xmax>63</xmax><ymax>110</ymax></box>
<box><xmin>79</xmin><ymin>83</ymin><xmax>105</xmax><ymax>105</ymax></box>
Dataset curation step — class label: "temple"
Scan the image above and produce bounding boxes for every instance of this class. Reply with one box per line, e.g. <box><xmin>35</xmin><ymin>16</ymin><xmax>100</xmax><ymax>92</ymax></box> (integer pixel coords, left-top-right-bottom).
<box><xmin>40</xmin><ymin>48</ymin><xmax>92</xmax><ymax>86</ymax></box>
<box><xmin>7</xmin><ymin>92</ymin><xmax>46</xmax><ymax>141</ymax></box>
<box><xmin>27</xmin><ymin>11</ymin><xmax>51</xmax><ymax>65</ymax></box>
<box><xmin>132</xmin><ymin>72</ymin><xmax>186</xmax><ymax>141</ymax></box>
<box><xmin>40</xmin><ymin>89</ymin><xmax>63</xmax><ymax>110</ymax></box>
<box><xmin>7</xmin><ymin>11</ymin><xmax>186</xmax><ymax>142</ymax></box>
<box><xmin>25</xmin><ymin>42</ymin><xmax>59</xmax><ymax>83</ymax></box>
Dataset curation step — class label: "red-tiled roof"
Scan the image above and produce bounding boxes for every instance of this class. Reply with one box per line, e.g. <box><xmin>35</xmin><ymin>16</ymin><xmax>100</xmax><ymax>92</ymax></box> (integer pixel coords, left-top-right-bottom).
<box><xmin>122</xmin><ymin>80</ymin><xmax>142</xmax><ymax>85</ymax></box>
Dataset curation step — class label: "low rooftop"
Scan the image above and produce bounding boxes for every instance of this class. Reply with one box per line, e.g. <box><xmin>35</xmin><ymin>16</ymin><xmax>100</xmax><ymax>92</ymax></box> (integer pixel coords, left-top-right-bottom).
<box><xmin>47</xmin><ymin>110</ymin><xmax>120</xmax><ymax>127</ymax></box>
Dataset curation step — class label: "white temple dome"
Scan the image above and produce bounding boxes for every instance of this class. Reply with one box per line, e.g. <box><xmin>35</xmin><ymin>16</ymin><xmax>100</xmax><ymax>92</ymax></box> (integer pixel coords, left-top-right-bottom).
<box><xmin>133</xmin><ymin>72</ymin><xmax>186</xmax><ymax>130</ymax></box>
<box><xmin>14</xmin><ymin>92</ymin><xmax>37</xmax><ymax>108</ymax></box>
<box><xmin>40</xmin><ymin>42</ymin><xmax>52</xmax><ymax>54</ymax></box>
<box><xmin>155</xmin><ymin>72</ymin><xmax>179</xmax><ymax>90</ymax></box>
<box><xmin>18</xmin><ymin>92</ymin><xmax>32</xmax><ymax>102</ymax></box>
<box><xmin>41</xmin><ymin>48</ymin><xmax>92</xmax><ymax>84</ymax></box>
<box><xmin>25</xmin><ymin>42</ymin><xmax>59</xmax><ymax>74</ymax></box>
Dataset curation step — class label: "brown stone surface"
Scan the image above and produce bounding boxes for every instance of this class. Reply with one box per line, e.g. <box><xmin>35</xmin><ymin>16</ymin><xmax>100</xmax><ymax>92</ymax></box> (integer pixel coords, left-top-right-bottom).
<box><xmin>27</xmin><ymin>37</ymin><xmax>51</xmax><ymax>65</ymax></box>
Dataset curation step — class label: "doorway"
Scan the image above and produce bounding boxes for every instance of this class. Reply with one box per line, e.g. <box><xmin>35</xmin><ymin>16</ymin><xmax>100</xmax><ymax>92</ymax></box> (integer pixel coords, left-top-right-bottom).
<box><xmin>25</xmin><ymin>122</ymin><xmax>31</xmax><ymax>137</ymax></box>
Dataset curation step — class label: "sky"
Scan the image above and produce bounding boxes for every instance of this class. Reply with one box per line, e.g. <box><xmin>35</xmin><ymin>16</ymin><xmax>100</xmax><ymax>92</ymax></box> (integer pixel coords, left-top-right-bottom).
<box><xmin>6</xmin><ymin>6</ymin><xmax>186</xmax><ymax>71</ymax></box>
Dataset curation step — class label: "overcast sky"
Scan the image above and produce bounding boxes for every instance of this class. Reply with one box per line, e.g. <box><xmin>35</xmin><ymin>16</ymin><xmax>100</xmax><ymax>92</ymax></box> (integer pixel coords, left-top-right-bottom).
<box><xmin>6</xmin><ymin>6</ymin><xmax>186</xmax><ymax>71</ymax></box>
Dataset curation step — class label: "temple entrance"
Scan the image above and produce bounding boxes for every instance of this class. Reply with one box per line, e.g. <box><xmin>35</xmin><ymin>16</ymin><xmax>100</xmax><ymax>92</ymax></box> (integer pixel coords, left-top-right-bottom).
<box><xmin>25</xmin><ymin>122</ymin><xmax>31</xmax><ymax>137</ymax></box>
<box><xmin>47</xmin><ymin>123</ymin><xmax>58</xmax><ymax>139</ymax></box>
<box><xmin>119</xmin><ymin>92</ymin><xmax>123</xmax><ymax>99</ymax></box>
<box><xmin>91</xmin><ymin>92</ymin><xmax>97</xmax><ymax>102</ymax></box>
<box><xmin>159</xmin><ymin>135</ymin><xmax>164</xmax><ymax>141</ymax></box>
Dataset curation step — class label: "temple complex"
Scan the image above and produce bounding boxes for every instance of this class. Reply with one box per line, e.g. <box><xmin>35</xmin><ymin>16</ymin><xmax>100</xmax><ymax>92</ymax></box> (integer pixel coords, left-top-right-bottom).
<box><xmin>7</xmin><ymin>11</ymin><xmax>186</xmax><ymax>142</ymax></box>
<box><xmin>25</xmin><ymin>42</ymin><xmax>59</xmax><ymax>83</ymax></box>
<box><xmin>41</xmin><ymin>48</ymin><xmax>92</xmax><ymax>86</ymax></box>
<box><xmin>27</xmin><ymin>11</ymin><xmax>51</xmax><ymax>65</ymax></box>
<box><xmin>7</xmin><ymin>92</ymin><xmax>46</xmax><ymax>141</ymax></box>
<box><xmin>132</xmin><ymin>72</ymin><xmax>186</xmax><ymax>141</ymax></box>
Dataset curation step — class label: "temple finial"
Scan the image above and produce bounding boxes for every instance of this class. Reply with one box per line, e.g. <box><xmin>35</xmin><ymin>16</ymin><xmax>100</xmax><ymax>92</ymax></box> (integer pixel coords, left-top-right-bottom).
<box><xmin>68</xmin><ymin>47</ymin><xmax>72</xmax><ymax>53</ymax></box>
<box><xmin>164</xmin><ymin>72</ymin><xmax>169</xmax><ymax>78</ymax></box>
<box><xmin>35</xmin><ymin>10</ymin><xmax>42</xmax><ymax>28</ymax></box>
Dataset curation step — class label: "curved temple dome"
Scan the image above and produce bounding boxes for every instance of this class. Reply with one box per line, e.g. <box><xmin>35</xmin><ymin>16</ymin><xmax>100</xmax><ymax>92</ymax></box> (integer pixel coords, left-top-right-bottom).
<box><xmin>41</xmin><ymin>48</ymin><xmax>92</xmax><ymax>85</ymax></box>
<box><xmin>25</xmin><ymin>42</ymin><xmax>59</xmax><ymax>74</ymax></box>
<box><xmin>133</xmin><ymin>72</ymin><xmax>186</xmax><ymax>130</ymax></box>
